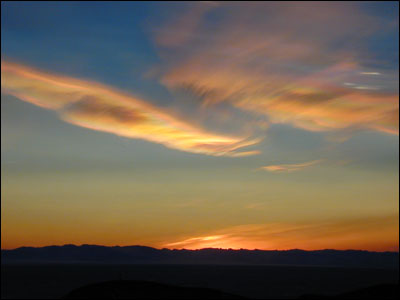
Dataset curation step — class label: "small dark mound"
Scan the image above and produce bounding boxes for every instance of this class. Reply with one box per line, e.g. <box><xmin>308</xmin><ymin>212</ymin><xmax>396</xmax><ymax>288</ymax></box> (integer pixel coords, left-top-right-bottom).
<box><xmin>62</xmin><ymin>280</ymin><xmax>245</xmax><ymax>299</ymax></box>
<box><xmin>298</xmin><ymin>283</ymin><xmax>399</xmax><ymax>299</ymax></box>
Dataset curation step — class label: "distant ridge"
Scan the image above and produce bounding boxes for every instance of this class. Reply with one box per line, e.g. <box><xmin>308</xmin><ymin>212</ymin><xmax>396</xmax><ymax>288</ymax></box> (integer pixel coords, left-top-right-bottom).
<box><xmin>2</xmin><ymin>244</ymin><xmax>398</xmax><ymax>269</ymax></box>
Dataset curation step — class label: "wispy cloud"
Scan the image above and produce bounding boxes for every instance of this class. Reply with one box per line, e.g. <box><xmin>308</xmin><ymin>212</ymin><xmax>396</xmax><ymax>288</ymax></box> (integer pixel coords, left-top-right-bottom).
<box><xmin>163</xmin><ymin>215</ymin><xmax>399</xmax><ymax>251</ymax></box>
<box><xmin>360</xmin><ymin>72</ymin><xmax>381</xmax><ymax>76</ymax></box>
<box><xmin>165</xmin><ymin>235</ymin><xmax>227</xmax><ymax>247</ymax></box>
<box><xmin>153</xmin><ymin>2</ymin><xmax>399</xmax><ymax>136</ymax></box>
<box><xmin>260</xmin><ymin>159</ymin><xmax>323</xmax><ymax>173</ymax></box>
<box><xmin>1</xmin><ymin>61</ymin><xmax>260</xmax><ymax>157</ymax></box>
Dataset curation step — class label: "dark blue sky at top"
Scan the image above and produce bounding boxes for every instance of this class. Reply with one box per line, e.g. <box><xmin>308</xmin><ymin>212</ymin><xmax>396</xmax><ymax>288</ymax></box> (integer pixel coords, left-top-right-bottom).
<box><xmin>2</xmin><ymin>2</ymin><xmax>398</xmax><ymax>101</ymax></box>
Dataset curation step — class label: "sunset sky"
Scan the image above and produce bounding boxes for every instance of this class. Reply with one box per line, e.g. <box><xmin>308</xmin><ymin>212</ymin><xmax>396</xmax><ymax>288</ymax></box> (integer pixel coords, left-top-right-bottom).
<box><xmin>1</xmin><ymin>1</ymin><xmax>398</xmax><ymax>251</ymax></box>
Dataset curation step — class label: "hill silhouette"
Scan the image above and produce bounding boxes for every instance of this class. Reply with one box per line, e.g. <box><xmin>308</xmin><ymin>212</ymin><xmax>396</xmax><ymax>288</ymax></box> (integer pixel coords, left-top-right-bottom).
<box><xmin>2</xmin><ymin>244</ymin><xmax>398</xmax><ymax>269</ymax></box>
<box><xmin>62</xmin><ymin>280</ymin><xmax>399</xmax><ymax>299</ymax></box>
<box><xmin>2</xmin><ymin>263</ymin><xmax>398</xmax><ymax>299</ymax></box>
<box><xmin>298</xmin><ymin>283</ymin><xmax>399</xmax><ymax>299</ymax></box>
<box><xmin>63</xmin><ymin>280</ymin><xmax>245</xmax><ymax>299</ymax></box>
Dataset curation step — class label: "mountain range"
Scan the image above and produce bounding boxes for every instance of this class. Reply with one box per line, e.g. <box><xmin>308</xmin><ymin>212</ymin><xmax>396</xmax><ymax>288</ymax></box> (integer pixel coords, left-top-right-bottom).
<box><xmin>2</xmin><ymin>245</ymin><xmax>398</xmax><ymax>269</ymax></box>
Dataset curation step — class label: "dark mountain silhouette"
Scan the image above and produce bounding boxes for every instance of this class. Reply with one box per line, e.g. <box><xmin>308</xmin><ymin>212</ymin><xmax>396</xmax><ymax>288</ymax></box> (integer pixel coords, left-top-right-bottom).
<box><xmin>2</xmin><ymin>244</ymin><xmax>398</xmax><ymax>269</ymax></box>
<box><xmin>63</xmin><ymin>280</ymin><xmax>245</xmax><ymax>299</ymax></box>
<box><xmin>298</xmin><ymin>283</ymin><xmax>399</xmax><ymax>299</ymax></box>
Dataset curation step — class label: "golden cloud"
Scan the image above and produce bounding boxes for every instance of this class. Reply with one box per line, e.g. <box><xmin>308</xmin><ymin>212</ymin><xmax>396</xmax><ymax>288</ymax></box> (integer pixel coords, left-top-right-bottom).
<box><xmin>260</xmin><ymin>159</ymin><xmax>323</xmax><ymax>173</ymax></box>
<box><xmin>1</xmin><ymin>61</ymin><xmax>260</xmax><ymax>156</ymax></box>
<box><xmin>154</xmin><ymin>3</ymin><xmax>399</xmax><ymax>136</ymax></box>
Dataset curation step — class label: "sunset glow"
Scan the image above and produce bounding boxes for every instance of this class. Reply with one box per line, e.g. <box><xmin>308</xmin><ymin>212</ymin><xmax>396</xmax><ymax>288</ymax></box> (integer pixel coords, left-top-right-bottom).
<box><xmin>1</xmin><ymin>2</ymin><xmax>398</xmax><ymax>252</ymax></box>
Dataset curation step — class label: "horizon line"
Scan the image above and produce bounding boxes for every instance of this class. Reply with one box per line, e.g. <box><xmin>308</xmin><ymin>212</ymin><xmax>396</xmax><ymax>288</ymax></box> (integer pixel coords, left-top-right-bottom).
<box><xmin>2</xmin><ymin>244</ymin><xmax>399</xmax><ymax>253</ymax></box>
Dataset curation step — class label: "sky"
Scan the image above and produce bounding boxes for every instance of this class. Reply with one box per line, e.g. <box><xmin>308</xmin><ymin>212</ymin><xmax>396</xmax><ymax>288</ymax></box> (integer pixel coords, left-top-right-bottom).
<box><xmin>1</xmin><ymin>1</ymin><xmax>399</xmax><ymax>251</ymax></box>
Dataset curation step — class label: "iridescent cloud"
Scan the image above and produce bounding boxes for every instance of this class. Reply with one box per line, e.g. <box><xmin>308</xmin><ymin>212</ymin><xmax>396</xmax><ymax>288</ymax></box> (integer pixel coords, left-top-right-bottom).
<box><xmin>1</xmin><ymin>61</ymin><xmax>260</xmax><ymax>156</ymax></box>
<box><xmin>260</xmin><ymin>159</ymin><xmax>323</xmax><ymax>173</ymax></box>
<box><xmin>153</xmin><ymin>2</ymin><xmax>399</xmax><ymax>136</ymax></box>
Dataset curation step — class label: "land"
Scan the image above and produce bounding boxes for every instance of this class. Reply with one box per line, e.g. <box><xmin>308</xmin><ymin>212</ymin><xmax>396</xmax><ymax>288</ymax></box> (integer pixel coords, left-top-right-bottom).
<box><xmin>1</xmin><ymin>245</ymin><xmax>398</xmax><ymax>299</ymax></box>
<box><xmin>2</xmin><ymin>245</ymin><xmax>398</xmax><ymax>268</ymax></box>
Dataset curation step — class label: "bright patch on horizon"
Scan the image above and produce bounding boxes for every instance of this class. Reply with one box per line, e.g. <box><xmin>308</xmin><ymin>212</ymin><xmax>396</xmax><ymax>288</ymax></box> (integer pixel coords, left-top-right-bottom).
<box><xmin>163</xmin><ymin>216</ymin><xmax>399</xmax><ymax>252</ymax></box>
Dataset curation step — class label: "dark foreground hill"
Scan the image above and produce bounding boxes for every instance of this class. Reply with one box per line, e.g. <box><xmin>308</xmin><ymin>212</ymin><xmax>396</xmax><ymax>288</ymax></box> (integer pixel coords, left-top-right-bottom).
<box><xmin>63</xmin><ymin>280</ymin><xmax>399</xmax><ymax>299</ymax></box>
<box><xmin>62</xmin><ymin>280</ymin><xmax>399</xmax><ymax>299</ymax></box>
<box><xmin>2</xmin><ymin>264</ymin><xmax>398</xmax><ymax>299</ymax></box>
<box><xmin>63</xmin><ymin>280</ymin><xmax>245</xmax><ymax>299</ymax></box>
<box><xmin>2</xmin><ymin>244</ymin><xmax>398</xmax><ymax>269</ymax></box>
<box><xmin>298</xmin><ymin>283</ymin><xmax>399</xmax><ymax>299</ymax></box>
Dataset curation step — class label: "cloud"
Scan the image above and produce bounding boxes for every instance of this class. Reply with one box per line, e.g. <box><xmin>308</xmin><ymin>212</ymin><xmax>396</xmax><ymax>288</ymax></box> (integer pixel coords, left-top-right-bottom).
<box><xmin>360</xmin><ymin>72</ymin><xmax>381</xmax><ymax>76</ymax></box>
<box><xmin>154</xmin><ymin>2</ymin><xmax>217</xmax><ymax>48</ymax></box>
<box><xmin>1</xmin><ymin>61</ymin><xmax>260</xmax><ymax>157</ymax></box>
<box><xmin>163</xmin><ymin>215</ymin><xmax>399</xmax><ymax>251</ymax></box>
<box><xmin>153</xmin><ymin>2</ymin><xmax>399</xmax><ymax>136</ymax></box>
<box><xmin>260</xmin><ymin>159</ymin><xmax>323</xmax><ymax>173</ymax></box>
<box><xmin>165</xmin><ymin>235</ymin><xmax>227</xmax><ymax>248</ymax></box>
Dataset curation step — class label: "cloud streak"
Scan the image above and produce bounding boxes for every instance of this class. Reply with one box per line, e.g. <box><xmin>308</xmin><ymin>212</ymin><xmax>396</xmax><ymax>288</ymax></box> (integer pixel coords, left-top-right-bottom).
<box><xmin>260</xmin><ymin>159</ymin><xmax>323</xmax><ymax>173</ymax></box>
<box><xmin>1</xmin><ymin>61</ymin><xmax>260</xmax><ymax>157</ymax></box>
<box><xmin>163</xmin><ymin>215</ymin><xmax>399</xmax><ymax>251</ymax></box>
<box><xmin>153</xmin><ymin>2</ymin><xmax>399</xmax><ymax>136</ymax></box>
